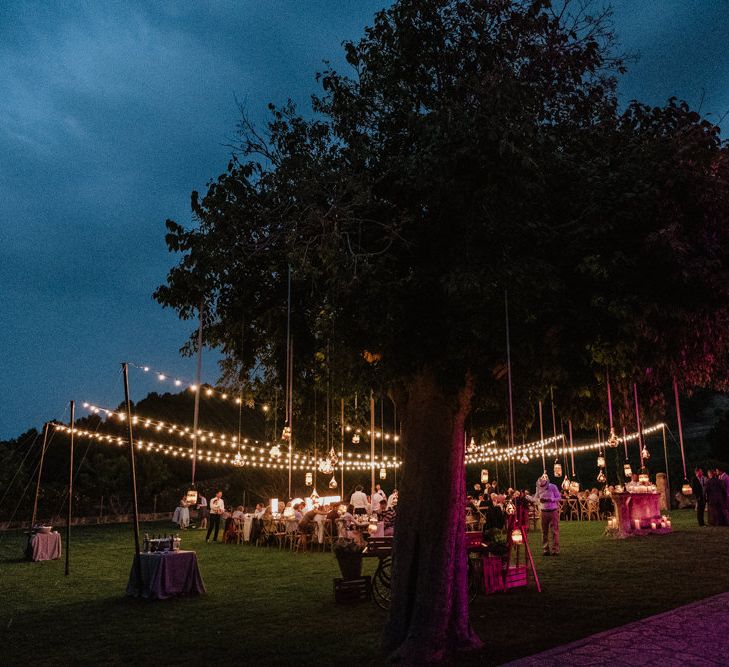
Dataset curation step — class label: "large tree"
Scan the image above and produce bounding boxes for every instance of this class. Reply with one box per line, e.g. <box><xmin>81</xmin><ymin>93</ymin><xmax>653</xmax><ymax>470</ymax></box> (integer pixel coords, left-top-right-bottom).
<box><xmin>155</xmin><ymin>0</ymin><xmax>729</xmax><ymax>661</ymax></box>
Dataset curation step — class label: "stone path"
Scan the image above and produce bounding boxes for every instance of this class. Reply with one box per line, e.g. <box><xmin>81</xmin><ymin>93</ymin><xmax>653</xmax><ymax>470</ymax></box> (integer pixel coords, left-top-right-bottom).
<box><xmin>503</xmin><ymin>591</ymin><xmax>729</xmax><ymax>666</ymax></box>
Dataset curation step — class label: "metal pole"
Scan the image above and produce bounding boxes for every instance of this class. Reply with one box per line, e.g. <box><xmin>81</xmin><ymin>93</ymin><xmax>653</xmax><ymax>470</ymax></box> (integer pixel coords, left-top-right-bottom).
<box><xmin>606</xmin><ymin>369</ymin><xmax>614</xmax><ymax>432</ymax></box>
<box><xmin>30</xmin><ymin>422</ymin><xmax>50</xmax><ymax>529</ymax></box>
<box><xmin>122</xmin><ymin>363</ymin><xmax>143</xmax><ymax>590</ymax></box>
<box><xmin>192</xmin><ymin>300</ymin><xmax>204</xmax><ymax>485</ymax></box>
<box><xmin>65</xmin><ymin>405</ymin><xmax>74</xmax><ymax>576</ymax></box>
<box><xmin>288</xmin><ymin>339</ymin><xmax>293</xmax><ymax>499</ymax></box>
<box><xmin>370</xmin><ymin>389</ymin><xmax>376</xmax><ymax>498</ymax></box>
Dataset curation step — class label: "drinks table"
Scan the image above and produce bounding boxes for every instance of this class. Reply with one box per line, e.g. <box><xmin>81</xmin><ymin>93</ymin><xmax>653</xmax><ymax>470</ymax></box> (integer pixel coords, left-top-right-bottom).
<box><xmin>126</xmin><ymin>550</ymin><xmax>206</xmax><ymax>600</ymax></box>
<box><xmin>28</xmin><ymin>531</ymin><xmax>62</xmax><ymax>561</ymax></box>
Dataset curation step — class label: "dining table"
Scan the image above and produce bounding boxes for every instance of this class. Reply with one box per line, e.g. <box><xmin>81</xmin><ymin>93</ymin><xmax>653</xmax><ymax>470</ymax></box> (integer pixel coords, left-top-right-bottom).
<box><xmin>27</xmin><ymin>531</ymin><xmax>62</xmax><ymax>561</ymax></box>
<box><xmin>126</xmin><ymin>550</ymin><xmax>206</xmax><ymax>600</ymax></box>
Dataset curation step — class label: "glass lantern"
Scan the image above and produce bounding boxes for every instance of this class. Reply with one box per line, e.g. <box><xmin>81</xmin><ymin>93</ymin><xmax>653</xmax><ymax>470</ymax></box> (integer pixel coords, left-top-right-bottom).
<box><xmin>569</xmin><ymin>480</ymin><xmax>580</xmax><ymax>493</ymax></box>
<box><xmin>641</xmin><ymin>446</ymin><xmax>651</xmax><ymax>461</ymax></box>
<box><xmin>623</xmin><ymin>462</ymin><xmax>632</xmax><ymax>478</ymax></box>
<box><xmin>561</xmin><ymin>476</ymin><xmax>571</xmax><ymax>491</ymax></box>
<box><xmin>511</xmin><ymin>528</ymin><xmax>523</xmax><ymax>544</ymax></box>
<box><xmin>305</xmin><ymin>472</ymin><xmax>313</xmax><ymax>486</ymax></box>
<box><xmin>597</xmin><ymin>469</ymin><xmax>606</xmax><ymax>484</ymax></box>
<box><xmin>328</xmin><ymin>476</ymin><xmax>338</xmax><ymax>489</ymax></box>
<box><xmin>480</xmin><ymin>469</ymin><xmax>489</xmax><ymax>484</ymax></box>
<box><xmin>553</xmin><ymin>461</ymin><xmax>563</xmax><ymax>478</ymax></box>
<box><xmin>638</xmin><ymin>468</ymin><xmax>650</xmax><ymax>484</ymax></box>
<box><xmin>681</xmin><ymin>480</ymin><xmax>692</xmax><ymax>496</ymax></box>
<box><xmin>379</xmin><ymin>467</ymin><xmax>387</xmax><ymax>480</ymax></box>
<box><xmin>597</xmin><ymin>455</ymin><xmax>606</xmax><ymax>468</ymax></box>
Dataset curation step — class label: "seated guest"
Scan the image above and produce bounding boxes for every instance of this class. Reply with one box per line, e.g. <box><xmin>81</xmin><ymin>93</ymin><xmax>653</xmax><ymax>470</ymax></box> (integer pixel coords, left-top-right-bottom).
<box><xmin>298</xmin><ymin>506</ymin><xmax>327</xmax><ymax>547</ymax></box>
<box><xmin>232</xmin><ymin>505</ymin><xmax>245</xmax><ymax>520</ymax></box>
<box><xmin>377</xmin><ymin>499</ymin><xmax>396</xmax><ymax>535</ymax></box>
<box><xmin>253</xmin><ymin>503</ymin><xmax>265</xmax><ymax>518</ymax></box>
<box><xmin>294</xmin><ymin>502</ymin><xmax>305</xmax><ymax>521</ymax></box>
<box><xmin>387</xmin><ymin>489</ymin><xmax>399</xmax><ymax>508</ymax></box>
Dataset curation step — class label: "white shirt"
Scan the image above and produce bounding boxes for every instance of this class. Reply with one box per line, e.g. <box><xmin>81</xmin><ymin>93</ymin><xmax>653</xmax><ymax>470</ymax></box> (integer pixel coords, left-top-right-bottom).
<box><xmin>350</xmin><ymin>490</ymin><xmax>369</xmax><ymax>509</ymax></box>
<box><xmin>371</xmin><ymin>490</ymin><xmax>387</xmax><ymax>511</ymax></box>
<box><xmin>232</xmin><ymin>510</ymin><xmax>244</xmax><ymax>519</ymax></box>
<box><xmin>210</xmin><ymin>497</ymin><xmax>225</xmax><ymax>514</ymax></box>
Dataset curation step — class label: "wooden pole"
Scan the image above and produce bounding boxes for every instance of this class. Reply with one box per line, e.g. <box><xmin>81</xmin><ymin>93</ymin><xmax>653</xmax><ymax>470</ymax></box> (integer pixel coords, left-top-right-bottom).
<box><xmin>538</xmin><ymin>400</ymin><xmax>545</xmax><ymax>471</ymax></box>
<box><xmin>662</xmin><ymin>425</ymin><xmax>671</xmax><ymax>505</ymax></box>
<box><xmin>504</xmin><ymin>290</ymin><xmax>515</xmax><ymax>466</ymax></box>
<box><xmin>606</xmin><ymin>369</ymin><xmax>614</xmax><ymax>432</ymax></box>
<box><xmin>191</xmin><ymin>299</ymin><xmax>204</xmax><ymax>486</ymax></box>
<box><xmin>634</xmin><ymin>383</ymin><xmax>644</xmax><ymax>467</ymax></box>
<box><xmin>122</xmin><ymin>363</ymin><xmax>143</xmax><ymax>590</ymax></box>
<box><xmin>568</xmin><ymin>420</ymin><xmax>575</xmax><ymax>478</ymax></box>
<box><xmin>30</xmin><ymin>422</ymin><xmax>50</xmax><ymax>529</ymax></box>
<box><xmin>65</xmin><ymin>405</ymin><xmax>75</xmax><ymax>576</ymax></box>
<box><xmin>673</xmin><ymin>377</ymin><xmax>688</xmax><ymax>480</ymax></box>
<box><xmin>370</xmin><ymin>389</ymin><xmax>376</xmax><ymax>499</ymax></box>
<box><xmin>340</xmin><ymin>398</ymin><xmax>345</xmax><ymax>494</ymax></box>
<box><xmin>288</xmin><ymin>339</ymin><xmax>293</xmax><ymax>499</ymax></box>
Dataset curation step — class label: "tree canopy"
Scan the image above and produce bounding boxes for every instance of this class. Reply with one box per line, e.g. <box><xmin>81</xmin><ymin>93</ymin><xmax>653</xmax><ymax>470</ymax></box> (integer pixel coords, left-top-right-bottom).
<box><xmin>155</xmin><ymin>0</ymin><xmax>729</xmax><ymax>659</ymax></box>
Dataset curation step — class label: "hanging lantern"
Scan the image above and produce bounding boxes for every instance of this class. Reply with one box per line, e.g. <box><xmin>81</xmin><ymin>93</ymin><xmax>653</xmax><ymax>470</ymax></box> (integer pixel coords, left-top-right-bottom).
<box><xmin>607</xmin><ymin>428</ymin><xmax>619</xmax><ymax>448</ymax></box>
<box><xmin>519</xmin><ymin>452</ymin><xmax>529</xmax><ymax>464</ymax></box>
<box><xmin>597</xmin><ymin>469</ymin><xmax>607</xmax><ymax>484</ymax></box>
<box><xmin>328</xmin><ymin>446</ymin><xmax>338</xmax><ymax>466</ymax></box>
<box><xmin>597</xmin><ymin>455</ymin><xmax>606</xmax><ymax>468</ymax></box>
<box><xmin>561</xmin><ymin>476</ymin><xmax>571</xmax><ymax>491</ymax></box>
<box><xmin>638</xmin><ymin>468</ymin><xmax>650</xmax><ymax>484</ymax></box>
<box><xmin>270</xmin><ymin>444</ymin><xmax>282</xmax><ymax>458</ymax></box>
<box><xmin>318</xmin><ymin>459</ymin><xmax>333</xmax><ymax>475</ymax></box>
<box><xmin>281</xmin><ymin>425</ymin><xmax>291</xmax><ymax>441</ymax></box>
<box><xmin>328</xmin><ymin>476</ymin><xmax>338</xmax><ymax>489</ymax></box>
<box><xmin>231</xmin><ymin>452</ymin><xmax>245</xmax><ymax>467</ymax></box>
<box><xmin>623</xmin><ymin>462</ymin><xmax>633</xmax><ymax>478</ymax></box>
<box><xmin>553</xmin><ymin>461</ymin><xmax>563</xmax><ymax>478</ymax></box>
<box><xmin>305</xmin><ymin>472</ymin><xmax>313</xmax><ymax>486</ymax></box>
<box><xmin>379</xmin><ymin>467</ymin><xmax>387</xmax><ymax>480</ymax></box>
<box><xmin>510</xmin><ymin>528</ymin><xmax>523</xmax><ymax>544</ymax></box>
<box><xmin>185</xmin><ymin>488</ymin><xmax>198</xmax><ymax>505</ymax></box>
<box><xmin>467</xmin><ymin>437</ymin><xmax>478</xmax><ymax>454</ymax></box>
<box><xmin>310</xmin><ymin>488</ymin><xmax>319</xmax><ymax>503</ymax></box>
<box><xmin>641</xmin><ymin>447</ymin><xmax>651</xmax><ymax>461</ymax></box>
<box><xmin>681</xmin><ymin>480</ymin><xmax>693</xmax><ymax>496</ymax></box>
<box><xmin>352</xmin><ymin>432</ymin><xmax>360</xmax><ymax>444</ymax></box>
<box><xmin>569</xmin><ymin>480</ymin><xmax>580</xmax><ymax>493</ymax></box>
<box><xmin>480</xmin><ymin>469</ymin><xmax>489</xmax><ymax>484</ymax></box>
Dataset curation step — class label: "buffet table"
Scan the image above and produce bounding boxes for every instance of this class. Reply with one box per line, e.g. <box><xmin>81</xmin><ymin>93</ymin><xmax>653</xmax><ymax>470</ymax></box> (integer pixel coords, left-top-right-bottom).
<box><xmin>126</xmin><ymin>551</ymin><xmax>206</xmax><ymax>600</ymax></box>
<box><xmin>607</xmin><ymin>492</ymin><xmax>672</xmax><ymax>539</ymax></box>
<box><xmin>28</xmin><ymin>531</ymin><xmax>62</xmax><ymax>561</ymax></box>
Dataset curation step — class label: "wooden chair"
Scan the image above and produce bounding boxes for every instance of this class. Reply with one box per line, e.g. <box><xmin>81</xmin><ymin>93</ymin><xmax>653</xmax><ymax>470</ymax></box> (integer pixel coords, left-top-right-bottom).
<box><xmin>566</xmin><ymin>498</ymin><xmax>580</xmax><ymax>521</ymax></box>
<box><xmin>586</xmin><ymin>501</ymin><xmax>600</xmax><ymax>521</ymax></box>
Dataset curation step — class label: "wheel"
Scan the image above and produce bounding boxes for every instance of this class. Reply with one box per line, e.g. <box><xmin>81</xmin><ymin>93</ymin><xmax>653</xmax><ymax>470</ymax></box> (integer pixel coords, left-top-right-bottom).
<box><xmin>372</xmin><ymin>556</ymin><xmax>392</xmax><ymax>610</ymax></box>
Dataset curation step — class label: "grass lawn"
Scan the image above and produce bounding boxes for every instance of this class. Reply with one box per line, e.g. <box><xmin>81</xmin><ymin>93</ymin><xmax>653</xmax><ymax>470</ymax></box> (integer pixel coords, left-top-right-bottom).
<box><xmin>1</xmin><ymin>509</ymin><xmax>726</xmax><ymax>666</ymax></box>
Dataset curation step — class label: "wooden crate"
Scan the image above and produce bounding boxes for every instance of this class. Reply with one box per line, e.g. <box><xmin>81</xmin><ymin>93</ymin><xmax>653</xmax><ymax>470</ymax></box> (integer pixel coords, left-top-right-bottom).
<box><xmin>505</xmin><ymin>565</ymin><xmax>527</xmax><ymax>589</ymax></box>
<box><xmin>334</xmin><ymin>576</ymin><xmax>372</xmax><ymax>603</ymax></box>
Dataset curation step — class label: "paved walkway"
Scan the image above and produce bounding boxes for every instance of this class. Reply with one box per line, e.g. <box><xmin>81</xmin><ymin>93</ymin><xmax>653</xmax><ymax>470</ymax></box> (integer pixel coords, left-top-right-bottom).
<box><xmin>504</xmin><ymin>591</ymin><xmax>729</xmax><ymax>666</ymax></box>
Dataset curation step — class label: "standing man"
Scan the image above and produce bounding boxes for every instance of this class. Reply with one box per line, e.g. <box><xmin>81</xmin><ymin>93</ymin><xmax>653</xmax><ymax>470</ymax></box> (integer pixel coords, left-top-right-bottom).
<box><xmin>206</xmin><ymin>490</ymin><xmax>225</xmax><ymax>543</ymax></box>
<box><xmin>528</xmin><ymin>474</ymin><xmax>561</xmax><ymax>556</ymax></box>
<box><xmin>350</xmin><ymin>485</ymin><xmax>369</xmax><ymax>515</ymax></box>
<box><xmin>717</xmin><ymin>466</ymin><xmax>729</xmax><ymax>524</ymax></box>
<box><xmin>197</xmin><ymin>492</ymin><xmax>208</xmax><ymax>530</ymax></box>
<box><xmin>691</xmin><ymin>467</ymin><xmax>706</xmax><ymax>526</ymax></box>
<box><xmin>371</xmin><ymin>484</ymin><xmax>387</xmax><ymax>512</ymax></box>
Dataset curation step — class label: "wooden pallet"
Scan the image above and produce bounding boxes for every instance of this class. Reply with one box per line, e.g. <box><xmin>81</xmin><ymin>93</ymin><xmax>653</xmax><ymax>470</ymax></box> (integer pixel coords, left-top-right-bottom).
<box><xmin>334</xmin><ymin>576</ymin><xmax>372</xmax><ymax>603</ymax></box>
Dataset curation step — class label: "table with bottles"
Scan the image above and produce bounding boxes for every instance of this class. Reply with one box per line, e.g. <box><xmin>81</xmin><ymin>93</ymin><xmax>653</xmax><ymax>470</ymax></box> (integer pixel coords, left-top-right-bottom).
<box><xmin>126</xmin><ymin>533</ymin><xmax>206</xmax><ymax>600</ymax></box>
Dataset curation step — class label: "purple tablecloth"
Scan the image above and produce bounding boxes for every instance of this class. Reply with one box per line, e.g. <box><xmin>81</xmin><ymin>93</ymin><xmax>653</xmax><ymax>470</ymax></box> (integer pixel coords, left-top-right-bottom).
<box><xmin>126</xmin><ymin>551</ymin><xmax>206</xmax><ymax>600</ymax></box>
<box><xmin>30</xmin><ymin>531</ymin><xmax>61</xmax><ymax>561</ymax></box>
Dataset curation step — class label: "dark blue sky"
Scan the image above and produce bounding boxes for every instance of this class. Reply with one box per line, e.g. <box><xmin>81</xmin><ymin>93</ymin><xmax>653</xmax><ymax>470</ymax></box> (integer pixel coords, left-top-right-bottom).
<box><xmin>2</xmin><ymin>1</ymin><xmax>728</xmax><ymax>438</ymax></box>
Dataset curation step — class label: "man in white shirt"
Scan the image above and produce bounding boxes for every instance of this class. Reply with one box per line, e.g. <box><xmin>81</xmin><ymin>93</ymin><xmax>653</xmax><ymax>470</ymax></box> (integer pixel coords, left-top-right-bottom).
<box><xmin>350</xmin><ymin>485</ymin><xmax>369</xmax><ymax>515</ymax></box>
<box><xmin>527</xmin><ymin>474</ymin><xmax>561</xmax><ymax>556</ymax></box>
<box><xmin>371</xmin><ymin>484</ymin><xmax>387</xmax><ymax>512</ymax></box>
<box><xmin>206</xmin><ymin>490</ymin><xmax>225</xmax><ymax>543</ymax></box>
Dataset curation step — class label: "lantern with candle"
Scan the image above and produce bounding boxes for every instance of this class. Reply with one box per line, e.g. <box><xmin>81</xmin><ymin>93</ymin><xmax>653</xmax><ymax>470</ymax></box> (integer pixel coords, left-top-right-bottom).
<box><xmin>638</xmin><ymin>468</ymin><xmax>650</xmax><ymax>484</ymax></box>
<box><xmin>511</xmin><ymin>528</ymin><xmax>523</xmax><ymax>544</ymax></box>
<box><xmin>553</xmin><ymin>461</ymin><xmax>562</xmax><ymax>478</ymax></box>
<box><xmin>623</xmin><ymin>462</ymin><xmax>632</xmax><ymax>478</ymax></box>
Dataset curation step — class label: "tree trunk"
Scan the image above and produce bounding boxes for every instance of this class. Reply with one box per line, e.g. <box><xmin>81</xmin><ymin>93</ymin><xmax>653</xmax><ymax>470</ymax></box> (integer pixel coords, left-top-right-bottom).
<box><xmin>382</xmin><ymin>369</ymin><xmax>482</xmax><ymax>663</ymax></box>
